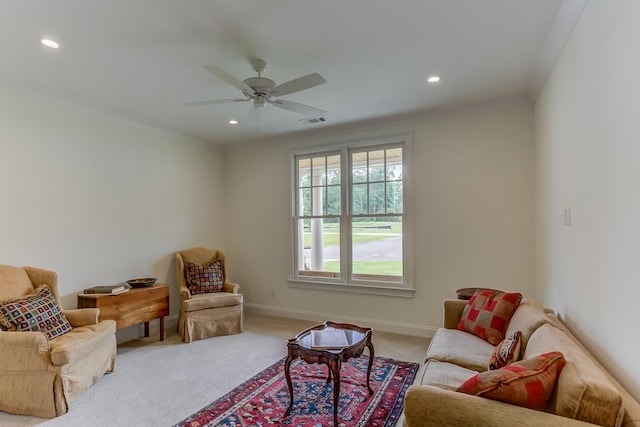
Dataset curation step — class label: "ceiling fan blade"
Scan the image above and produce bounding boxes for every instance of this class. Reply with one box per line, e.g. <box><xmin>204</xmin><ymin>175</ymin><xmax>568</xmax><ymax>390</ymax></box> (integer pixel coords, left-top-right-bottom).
<box><xmin>204</xmin><ymin>65</ymin><xmax>255</xmax><ymax>95</ymax></box>
<box><xmin>182</xmin><ymin>98</ymin><xmax>249</xmax><ymax>106</ymax></box>
<box><xmin>270</xmin><ymin>73</ymin><xmax>326</xmax><ymax>97</ymax></box>
<box><xmin>267</xmin><ymin>98</ymin><xmax>326</xmax><ymax>116</ymax></box>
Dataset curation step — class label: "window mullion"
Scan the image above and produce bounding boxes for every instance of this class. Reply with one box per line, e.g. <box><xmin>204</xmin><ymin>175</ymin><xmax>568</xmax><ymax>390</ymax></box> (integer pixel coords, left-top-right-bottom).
<box><xmin>366</xmin><ymin>152</ymin><xmax>370</xmax><ymax>214</ymax></box>
<box><xmin>384</xmin><ymin>152</ymin><xmax>388</xmax><ymax>215</ymax></box>
<box><xmin>341</xmin><ymin>146</ymin><xmax>350</xmax><ymax>282</ymax></box>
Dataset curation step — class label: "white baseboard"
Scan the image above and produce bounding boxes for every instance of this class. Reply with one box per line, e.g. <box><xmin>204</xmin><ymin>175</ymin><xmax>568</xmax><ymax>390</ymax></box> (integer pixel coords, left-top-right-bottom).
<box><xmin>116</xmin><ymin>309</ymin><xmax>436</xmax><ymax>344</ymax></box>
<box><xmin>244</xmin><ymin>303</ymin><xmax>437</xmax><ymax>338</ymax></box>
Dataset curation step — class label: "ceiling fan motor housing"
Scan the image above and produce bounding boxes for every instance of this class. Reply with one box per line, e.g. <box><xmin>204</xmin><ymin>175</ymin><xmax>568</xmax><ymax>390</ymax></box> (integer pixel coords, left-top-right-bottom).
<box><xmin>243</xmin><ymin>77</ymin><xmax>275</xmax><ymax>96</ymax></box>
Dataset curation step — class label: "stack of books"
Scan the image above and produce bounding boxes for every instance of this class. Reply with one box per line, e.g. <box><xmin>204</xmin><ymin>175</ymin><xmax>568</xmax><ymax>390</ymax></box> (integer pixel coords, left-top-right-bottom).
<box><xmin>82</xmin><ymin>283</ymin><xmax>130</xmax><ymax>295</ymax></box>
<box><xmin>310</xmin><ymin>329</ymin><xmax>350</xmax><ymax>350</ymax></box>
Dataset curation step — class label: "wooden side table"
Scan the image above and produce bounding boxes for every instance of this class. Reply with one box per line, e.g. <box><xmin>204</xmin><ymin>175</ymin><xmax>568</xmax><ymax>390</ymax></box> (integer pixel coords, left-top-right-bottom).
<box><xmin>77</xmin><ymin>283</ymin><xmax>169</xmax><ymax>341</ymax></box>
<box><xmin>455</xmin><ymin>287</ymin><xmax>504</xmax><ymax>300</ymax></box>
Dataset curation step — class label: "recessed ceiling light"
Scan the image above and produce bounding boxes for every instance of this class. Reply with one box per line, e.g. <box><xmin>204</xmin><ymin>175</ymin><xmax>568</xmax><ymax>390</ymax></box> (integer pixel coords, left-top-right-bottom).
<box><xmin>427</xmin><ymin>75</ymin><xmax>441</xmax><ymax>84</ymax></box>
<box><xmin>228</xmin><ymin>119</ymin><xmax>238</xmax><ymax>125</ymax></box>
<box><xmin>40</xmin><ymin>39</ymin><xmax>60</xmax><ymax>49</ymax></box>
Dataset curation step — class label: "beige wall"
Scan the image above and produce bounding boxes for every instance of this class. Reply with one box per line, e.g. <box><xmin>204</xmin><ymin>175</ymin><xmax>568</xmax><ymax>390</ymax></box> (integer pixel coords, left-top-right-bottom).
<box><xmin>225</xmin><ymin>105</ymin><xmax>534</xmax><ymax>335</ymax></box>
<box><xmin>2</xmin><ymin>1</ymin><xmax>636</xmax><ymax>399</ymax></box>
<box><xmin>0</xmin><ymin>90</ymin><xmax>227</xmax><ymax>334</ymax></box>
<box><xmin>535</xmin><ymin>0</ymin><xmax>640</xmax><ymax>399</ymax></box>
<box><xmin>0</xmin><ymin>80</ymin><xmax>535</xmax><ymax>344</ymax></box>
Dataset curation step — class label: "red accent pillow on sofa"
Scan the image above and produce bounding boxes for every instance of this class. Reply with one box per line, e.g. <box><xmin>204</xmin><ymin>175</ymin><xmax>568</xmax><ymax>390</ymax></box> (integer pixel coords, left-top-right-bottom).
<box><xmin>456</xmin><ymin>351</ymin><xmax>566</xmax><ymax>410</ymax></box>
<box><xmin>457</xmin><ymin>289</ymin><xmax>522</xmax><ymax>345</ymax></box>
<box><xmin>489</xmin><ymin>330</ymin><xmax>522</xmax><ymax>370</ymax></box>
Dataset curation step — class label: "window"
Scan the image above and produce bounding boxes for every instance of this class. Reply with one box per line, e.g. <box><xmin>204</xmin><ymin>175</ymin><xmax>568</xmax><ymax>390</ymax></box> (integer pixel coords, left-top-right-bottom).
<box><xmin>290</xmin><ymin>135</ymin><xmax>414</xmax><ymax>297</ymax></box>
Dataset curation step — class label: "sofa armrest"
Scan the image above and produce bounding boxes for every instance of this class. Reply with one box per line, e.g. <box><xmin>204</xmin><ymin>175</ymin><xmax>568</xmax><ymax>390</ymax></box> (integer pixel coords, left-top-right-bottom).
<box><xmin>0</xmin><ymin>330</ymin><xmax>51</xmax><ymax>369</ymax></box>
<box><xmin>0</xmin><ymin>330</ymin><xmax>49</xmax><ymax>351</ymax></box>
<box><xmin>404</xmin><ymin>385</ymin><xmax>594</xmax><ymax>427</ymax></box>
<box><xmin>443</xmin><ymin>299</ymin><xmax>467</xmax><ymax>329</ymax></box>
<box><xmin>179</xmin><ymin>283</ymin><xmax>191</xmax><ymax>301</ymax></box>
<box><xmin>63</xmin><ymin>308</ymin><xmax>99</xmax><ymax>326</ymax></box>
<box><xmin>224</xmin><ymin>281</ymin><xmax>240</xmax><ymax>294</ymax></box>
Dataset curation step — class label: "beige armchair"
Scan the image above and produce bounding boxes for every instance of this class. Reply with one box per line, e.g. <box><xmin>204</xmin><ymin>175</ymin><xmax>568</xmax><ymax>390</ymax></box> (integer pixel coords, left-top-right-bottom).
<box><xmin>0</xmin><ymin>265</ymin><xmax>117</xmax><ymax>418</ymax></box>
<box><xmin>176</xmin><ymin>247</ymin><xmax>244</xmax><ymax>343</ymax></box>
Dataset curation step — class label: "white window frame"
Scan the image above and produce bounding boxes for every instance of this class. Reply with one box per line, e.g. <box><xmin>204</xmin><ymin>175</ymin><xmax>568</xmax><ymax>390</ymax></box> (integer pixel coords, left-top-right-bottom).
<box><xmin>289</xmin><ymin>134</ymin><xmax>415</xmax><ymax>298</ymax></box>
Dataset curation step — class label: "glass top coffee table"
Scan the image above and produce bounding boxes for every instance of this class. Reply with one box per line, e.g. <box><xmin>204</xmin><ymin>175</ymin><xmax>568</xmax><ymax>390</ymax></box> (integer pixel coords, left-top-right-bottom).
<box><xmin>284</xmin><ymin>321</ymin><xmax>374</xmax><ymax>426</ymax></box>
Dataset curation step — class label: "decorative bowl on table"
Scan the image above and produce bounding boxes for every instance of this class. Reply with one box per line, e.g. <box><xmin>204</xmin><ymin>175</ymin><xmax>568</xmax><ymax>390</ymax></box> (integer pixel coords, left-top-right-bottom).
<box><xmin>126</xmin><ymin>277</ymin><xmax>158</xmax><ymax>288</ymax></box>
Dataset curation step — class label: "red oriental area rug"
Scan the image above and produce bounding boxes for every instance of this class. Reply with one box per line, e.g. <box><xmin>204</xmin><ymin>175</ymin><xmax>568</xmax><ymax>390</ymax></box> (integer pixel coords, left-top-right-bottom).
<box><xmin>174</xmin><ymin>355</ymin><xmax>419</xmax><ymax>427</ymax></box>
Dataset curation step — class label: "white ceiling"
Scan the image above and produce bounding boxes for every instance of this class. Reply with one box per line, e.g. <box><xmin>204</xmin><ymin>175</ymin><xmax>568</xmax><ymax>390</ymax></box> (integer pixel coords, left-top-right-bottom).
<box><xmin>0</xmin><ymin>0</ymin><xmax>585</xmax><ymax>146</ymax></box>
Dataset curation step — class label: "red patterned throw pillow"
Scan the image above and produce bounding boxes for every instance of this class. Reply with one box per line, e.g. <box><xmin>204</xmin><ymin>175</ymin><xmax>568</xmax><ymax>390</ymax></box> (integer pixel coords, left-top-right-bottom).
<box><xmin>185</xmin><ymin>260</ymin><xmax>224</xmax><ymax>294</ymax></box>
<box><xmin>457</xmin><ymin>289</ymin><xmax>522</xmax><ymax>345</ymax></box>
<box><xmin>457</xmin><ymin>351</ymin><xmax>566</xmax><ymax>410</ymax></box>
<box><xmin>489</xmin><ymin>330</ymin><xmax>522</xmax><ymax>370</ymax></box>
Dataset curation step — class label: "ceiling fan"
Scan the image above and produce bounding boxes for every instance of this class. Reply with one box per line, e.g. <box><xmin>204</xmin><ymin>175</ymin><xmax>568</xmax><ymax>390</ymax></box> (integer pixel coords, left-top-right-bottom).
<box><xmin>185</xmin><ymin>58</ymin><xmax>327</xmax><ymax>125</ymax></box>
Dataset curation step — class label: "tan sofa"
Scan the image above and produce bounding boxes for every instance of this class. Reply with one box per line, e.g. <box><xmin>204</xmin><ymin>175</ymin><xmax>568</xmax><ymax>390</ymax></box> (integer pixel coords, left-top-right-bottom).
<box><xmin>403</xmin><ymin>298</ymin><xmax>640</xmax><ymax>427</ymax></box>
<box><xmin>0</xmin><ymin>265</ymin><xmax>117</xmax><ymax>418</ymax></box>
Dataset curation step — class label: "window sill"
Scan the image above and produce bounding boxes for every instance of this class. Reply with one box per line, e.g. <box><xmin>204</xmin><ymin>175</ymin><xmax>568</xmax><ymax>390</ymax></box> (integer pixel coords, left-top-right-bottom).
<box><xmin>288</xmin><ymin>278</ymin><xmax>415</xmax><ymax>298</ymax></box>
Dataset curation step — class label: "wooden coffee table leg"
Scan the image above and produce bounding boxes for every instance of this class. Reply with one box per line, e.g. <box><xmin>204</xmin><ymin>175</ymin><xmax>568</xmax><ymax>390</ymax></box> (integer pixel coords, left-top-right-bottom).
<box><xmin>144</xmin><ymin>321</ymin><xmax>150</xmax><ymax>337</ymax></box>
<box><xmin>366</xmin><ymin>340</ymin><xmax>375</xmax><ymax>394</ymax></box>
<box><xmin>284</xmin><ymin>355</ymin><xmax>295</xmax><ymax>417</ymax></box>
<box><xmin>159</xmin><ymin>317</ymin><xmax>165</xmax><ymax>341</ymax></box>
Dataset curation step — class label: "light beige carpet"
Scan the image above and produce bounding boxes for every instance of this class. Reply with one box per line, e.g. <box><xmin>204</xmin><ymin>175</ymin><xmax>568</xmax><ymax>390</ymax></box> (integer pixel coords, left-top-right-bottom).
<box><xmin>0</xmin><ymin>313</ymin><xmax>428</xmax><ymax>427</ymax></box>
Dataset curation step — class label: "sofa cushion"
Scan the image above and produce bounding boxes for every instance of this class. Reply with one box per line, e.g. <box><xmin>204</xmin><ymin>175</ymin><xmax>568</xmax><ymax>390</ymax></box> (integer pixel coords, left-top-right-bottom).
<box><xmin>457</xmin><ymin>351</ymin><xmax>566</xmax><ymax>410</ymax></box>
<box><xmin>49</xmin><ymin>320</ymin><xmax>116</xmax><ymax>365</ymax></box>
<box><xmin>525</xmin><ymin>323</ymin><xmax>624</xmax><ymax>427</ymax></box>
<box><xmin>426</xmin><ymin>327</ymin><xmax>496</xmax><ymax>372</ymax></box>
<box><xmin>420</xmin><ymin>359</ymin><xmax>478</xmax><ymax>391</ymax></box>
<box><xmin>0</xmin><ymin>284</ymin><xmax>72</xmax><ymax>340</ymax></box>
<box><xmin>182</xmin><ymin>292</ymin><xmax>243</xmax><ymax>312</ymax></box>
<box><xmin>185</xmin><ymin>260</ymin><xmax>224</xmax><ymax>294</ymax></box>
<box><xmin>505</xmin><ymin>297</ymin><xmax>550</xmax><ymax>350</ymax></box>
<box><xmin>489</xmin><ymin>330</ymin><xmax>522</xmax><ymax>370</ymax></box>
<box><xmin>457</xmin><ymin>289</ymin><xmax>522</xmax><ymax>345</ymax></box>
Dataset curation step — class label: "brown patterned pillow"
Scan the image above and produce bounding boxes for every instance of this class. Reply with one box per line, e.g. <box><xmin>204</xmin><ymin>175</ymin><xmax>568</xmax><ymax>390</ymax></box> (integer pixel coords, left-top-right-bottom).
<box><xmin>457</xmin><ymin>351</ymin><xmax>566</xmax><ymax>410</ymax></box>
<box><xmin>457</xmin><ymin>289</ymin><xmax>522</xmax><ymax>345</ymax></box>
<box><xmin>489</xmin><ymin>330</ymin><xmax>522</xmax><ymax>370</ymax></box>
<box><xmin>0</xmin><ymin>284</ymin><xmax>73</xmax><ymax>340</ymax></box>
<box><xmin>185</xmin><ymin>260</ymin><xmax>224</xmax><ymax>294</ymax></box>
